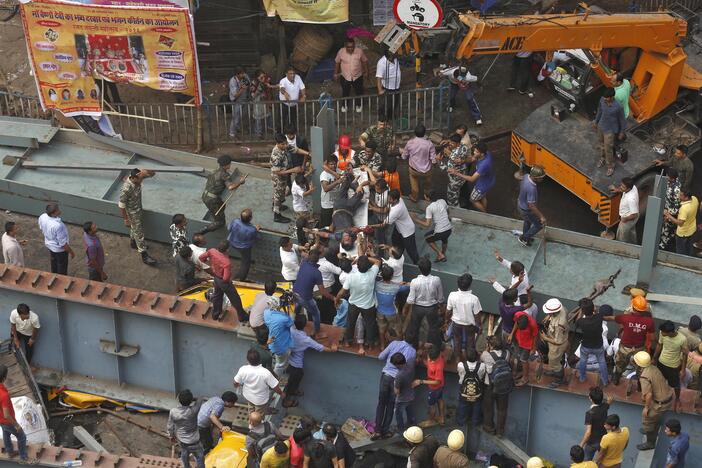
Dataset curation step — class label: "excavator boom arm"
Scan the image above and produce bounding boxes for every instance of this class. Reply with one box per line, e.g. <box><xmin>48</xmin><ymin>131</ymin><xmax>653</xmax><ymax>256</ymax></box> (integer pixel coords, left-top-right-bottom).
<box><xmin>455</xmin><ymin>13</ymin><xmax>688</xmax><ymax>59</ymax></box>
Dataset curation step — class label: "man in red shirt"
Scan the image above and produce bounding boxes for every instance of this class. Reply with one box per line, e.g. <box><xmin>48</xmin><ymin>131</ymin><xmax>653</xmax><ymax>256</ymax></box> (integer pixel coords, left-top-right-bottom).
<box><xmin>508</xmin><ymin>311</ymin><xmax>538</xmax><ymax>386</ymax></box>
<box><xmin>413</xmin><ymin>345</ymin><xmax>445</xmax><ymax>426</ymax></box>
<box><xmin>0</xmin><ymin>365</ymin><xmax>27</xmax><ymax>461</ymax></box>
<box><xmin>604</xmin><ymin>297</ymin><xmax>655</xmax><ymax>385</ymax></box>
<box><xmin>199</xmin><ymin>240</ymin><xmax>246</xmax><ymax>322</ymax></box>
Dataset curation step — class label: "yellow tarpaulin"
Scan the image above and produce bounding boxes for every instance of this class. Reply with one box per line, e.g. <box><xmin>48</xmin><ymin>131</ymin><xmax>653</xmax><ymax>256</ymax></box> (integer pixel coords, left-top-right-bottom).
<box><xmin>205</xmin><ymin>431</ymin><xmax>248</xmax><ymax>468</ymax></box>
<box><xmin>262</xmin><ymin>0</ymin><xmax>348</xmax><ymax>24</ymax></box>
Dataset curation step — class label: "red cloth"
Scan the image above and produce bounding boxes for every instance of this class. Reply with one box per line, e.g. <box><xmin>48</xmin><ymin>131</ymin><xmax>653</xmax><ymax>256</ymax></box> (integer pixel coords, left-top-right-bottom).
<box><xmin>0</xmin><ymin>384</ymin><xmax>14</xmax><ymax>426</ymax></box>
<box><xmin>199</xmin><ymin>249</ymin><xmax>231</xmax><ymax>282</ymax></box>
<box><xmin>87</xmin><ymin>34</ymin><xmax>138</xmax><ymax>82</ymax></box>
<box><xmin>615</xmin><ymin>313</ymin><xmax>655</xmax><ymax>347</ymax></box>
<box><xmin>513</xmin><ymin>311</ymin><xmax>538</xmax><ymax>350</ymax></box>
<box><xmin>426</xmin><ymin>354</ymin><xmax>445</xmax><ymax>390</ymax></box>
<box><xmin>289</xmin><ymin>434</ymin><xmax>304</xmax><ymax>467</ymax></box>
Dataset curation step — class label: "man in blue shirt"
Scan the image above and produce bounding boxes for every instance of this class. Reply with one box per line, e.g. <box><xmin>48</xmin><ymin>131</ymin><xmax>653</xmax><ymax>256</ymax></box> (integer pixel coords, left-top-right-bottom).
<box><xmin>371</xmin><ymin>329</ymin><xmax>416</xmax><ymax>441</ymax></box>
<box><xmin>375</xmin><ymin>264</ymin><xmax>409</xmax><ymax>349</ymax></box>
<box><xmin>593</xmin><ymin>87</ymin><xmax>626</xmax><ymax>177</ymax></box>
<box><xmin>196</xmin><ymin>391</ymin><xmax>238</xmax><ymax>454</ymax></box>
<box><xmin>664</xmin><ymin>419</ymin><xmax>689</xmax><ymax>467</ymax></box>
<box><xmin>292</xmin><ymin>249</ymin><xmax>336</xmax><ymax>339</ymax></box>
<box><xmin>284</xmin><ymin>314</ymin><xmax>336</xmax><ymax>408</ymax></box>
<box><xmin>264</xmin><ymin>305</ymin><xmax>294</xmax><ymax>376</ymax></box>
<box><xmin>517</xmin><ymin>165</ymin><xmax>546</xmax><ymax>247</ymax></box>
<box><xmin>37</xmin><ymin>203</ymin><xmax>74</xmax><ymax>275</ymax></box>
<box><xmin>447</xmin><ymin>141</ymin><xmax>495</xmax><ymax>213</ymax></box>
<box><xmin>227</xmin><ymin>208</ymin><xmax>260</xmax><ymax>281</ymax></box>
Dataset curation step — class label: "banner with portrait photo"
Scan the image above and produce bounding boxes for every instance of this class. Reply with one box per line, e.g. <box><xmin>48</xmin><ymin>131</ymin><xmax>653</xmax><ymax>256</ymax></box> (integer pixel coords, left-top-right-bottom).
<box><xmin>262</xmin><ymin>0</ymin><xmax>349</xmax><ymax>24</ymax></box>
<box><xmin>20</xmin><ymin>0</ymin><xmax>201</xmax><ymax>116</ymax></box>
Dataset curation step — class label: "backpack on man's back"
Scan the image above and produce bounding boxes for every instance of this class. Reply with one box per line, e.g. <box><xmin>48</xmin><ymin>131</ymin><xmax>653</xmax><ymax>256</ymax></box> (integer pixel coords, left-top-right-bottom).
<box><xmin>489</xmin><ymin>351</ymin><xmax>514</xmax><ymax>395</ymax></box>
<box><xmin>460</xmin><ymin>362</ymin><xmax>483</xmax><ymax>402</ymax></box>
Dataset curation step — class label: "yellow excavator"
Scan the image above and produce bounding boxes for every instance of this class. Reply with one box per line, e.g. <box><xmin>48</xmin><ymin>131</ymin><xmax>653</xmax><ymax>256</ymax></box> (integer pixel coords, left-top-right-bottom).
<box><xmin>380</xmin><ymin>7</ymin><xmax>702</xmax><ymax>227</ymax></box>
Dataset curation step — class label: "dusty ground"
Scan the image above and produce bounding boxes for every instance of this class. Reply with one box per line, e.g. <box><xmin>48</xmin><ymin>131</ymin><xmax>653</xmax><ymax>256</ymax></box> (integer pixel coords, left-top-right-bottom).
<box><xmin>49</xmin><ymin>408</ymin><xmax>172</xmax><ymax>458</ymax></box>
<box><xmin>0</xmin><ymin>210</ymin><xmax>267</xmax><ymax>295</ymax></box>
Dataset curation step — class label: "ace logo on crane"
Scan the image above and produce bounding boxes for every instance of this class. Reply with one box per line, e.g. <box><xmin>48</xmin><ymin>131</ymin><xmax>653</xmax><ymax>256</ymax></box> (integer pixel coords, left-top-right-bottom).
<box><xmin>501</xmin><ymin>36</ymin><xmax>526</xmax><ymax>51</ymax></box>
<box><xmin>393</xmin><ymin>0</ymin><xmax>443</xmax><ymax>30</ymax></box>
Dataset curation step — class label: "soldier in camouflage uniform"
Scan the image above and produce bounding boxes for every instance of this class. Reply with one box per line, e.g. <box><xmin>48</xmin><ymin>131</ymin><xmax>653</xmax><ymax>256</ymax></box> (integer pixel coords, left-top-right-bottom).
<box><xmin>659</xmin><ymin>168</ymin><xmax>681</xmax><ymax>250</ymax></box>
<box><xmin>353</xmin><ymin>139</ymin><xmax>383</xmax><ymax>174</ymax></box>
<box><xmin>359</xmin><ymin>115</ymin><xmax>395</xmax><ymax>161</ymax></box>
<box><xmin>119</xmin><ymin>168</ymin><xmax>157</xmax><ymax>265</ymax></box>
<box><xmin>439</xmin><ymin>134</ymin><xmax>469</xmax><ymax>207</ymax></box>
<box><xmin>271</xmin><ymin>133</ymin><xmax>300</xmax><ymax>223</ymax></box>
<box><xmin>200</xmin><ymin>155</ymin><xmax>246</xmax><ymax>234</ymax></box>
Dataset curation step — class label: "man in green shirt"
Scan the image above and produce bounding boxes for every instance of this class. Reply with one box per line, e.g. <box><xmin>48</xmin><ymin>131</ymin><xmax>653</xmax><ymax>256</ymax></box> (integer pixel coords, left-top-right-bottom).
<box><xmin>653</xmin><ymin>321</ymin><xmax>688</xmax><ymax>412</ymax></box>
<box><xmin>613</xmin><ymin>73</ymin><xmax>631</xmax><ymax>119</ymax></box>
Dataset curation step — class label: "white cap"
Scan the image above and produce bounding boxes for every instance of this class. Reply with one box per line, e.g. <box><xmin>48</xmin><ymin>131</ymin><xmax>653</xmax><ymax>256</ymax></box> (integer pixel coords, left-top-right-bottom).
<box><xmin>543</xmin><ymin>298</ymin><xmax>563</xmax><ymax>314</ymax></box>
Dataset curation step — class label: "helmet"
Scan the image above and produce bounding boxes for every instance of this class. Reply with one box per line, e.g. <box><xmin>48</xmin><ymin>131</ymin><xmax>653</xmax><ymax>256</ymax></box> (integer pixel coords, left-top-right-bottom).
<box><xmin>526</xmin><ymin>457</ymin><xmax>545</xmax><ymax>468</ymax></box>
<box><xmin>632</xmin><ymin>296</ymin><xmax>648</xmax><ymax>312</ymax></box>
<box><xmin>402</xmin><ymin>426</ymin><xmax>423</xmax><ymax>444</ymax></box>
<box><xmin>338</xmin><ymin>134</ymin><xmax>351</xmax><ymax>150</ymax></box>
<box><xmin>543</xmin><ymin>298</ymin><xmax>563</xmax><ymax>314</ymax></box>
<box><xmin>447</xmin><ymin>430</ymin><xmax>464</xmax><ymax>450</ymax></box>
<box><xmin>634</xmin><ymin>351</ymin><xmax>651</xmax><ymax>368</ymax></box>
<box><xmin>530</xmin><ymin>165</ymin><xmax>545</xmax><ymax>179</ymax></box>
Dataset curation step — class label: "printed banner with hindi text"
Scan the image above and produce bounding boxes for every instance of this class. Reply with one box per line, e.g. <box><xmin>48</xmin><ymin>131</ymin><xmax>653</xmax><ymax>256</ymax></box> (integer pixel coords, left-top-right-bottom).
<box><xmin>262</xmin><ymin>0</ymin><xmax>348</xmax><ymax>24</ymax></box>
<box><xmin>20</xmin><ymin>0</ymin><xmax>201</xmax><ymax>116</ymax></box>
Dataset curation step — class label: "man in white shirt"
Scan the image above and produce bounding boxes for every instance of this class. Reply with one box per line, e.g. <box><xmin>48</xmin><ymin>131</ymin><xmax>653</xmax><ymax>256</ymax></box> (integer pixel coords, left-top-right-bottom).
<box><xmin>384</xmin><ymin>189</ymin><xmax>419</xmax><ymax>264</ymax></box>
<box><xmin>440</xmin><ymin>65</ymin><xmax>482</xmax><ymax>125</ymax></box>
<box><xmin>382</xmin><ymin>246</ymin><xmax>404</xmax><ymax>284</ymax></box>
<box><xmin>279</xmin><ymin>237</ymin><xmax>302</xmax><ymax>281</ymax></box>
<box><xmin>490</xmin><ymin>250</ymin><xmax>529</xmax><ymax>296</ymax></box>
<box><xmin>614</xmin><ymin>177</ymin><xmax>639</xmax><ymax>244</ymax></box>
<box><xmin>233</xmin><ymin>349</ymin><xmax>285</xmax><ymax>413</ymax></box>
<box><xmin>402</xmin><ymin>257</ymin><xmax>444</xmax><ymax>348</ymax></box>
<box><xmin>249</xmin><ymin>280</ymin><xmax>280</xmax><ymax>330</ymax></box>
<box><xmin>2</xmin><ymin>221</ymin><xmax>25</xmax><ymax>267</ymax></box>
<box><xmin>457</xmin><ymin>348</ymin><xmax>489</xmax><ymax>427</ymax></box>
<box><xmin>10</xmin><ymin>303</ymin><xmax>40</xmax><ymax>364</ymax></box>
<box><xmin>37</xmin><ymin>203</ymin><xmax>74</xmax><ymax>275</ymax></box>
<box><xmin>447</xmin><ymin>273</ymin><xmax>482</xmax><ymax>361</ymax></box>
<box><xmin>278</xmin><ymin>66</ymin><xmax>306</xmax><ymax>127</ymax></box>
<box><xmin>189</xmin><ymin>233</ymin><xmax>210</xmax><ymax>278</ymax></box>
<box><xmin>376</xmin><ymin>51</ymin><xmax>401</xmax><ymax>119</ymax></box>
<box><xmin>320</xmin><ymin>155</ymin><xmax>344</xmax><ymax>228</ymax></box>
<box><xmin>411</xmin><ymin>191</ymin><xmax>452</xmax><ymax>263</ymax></box>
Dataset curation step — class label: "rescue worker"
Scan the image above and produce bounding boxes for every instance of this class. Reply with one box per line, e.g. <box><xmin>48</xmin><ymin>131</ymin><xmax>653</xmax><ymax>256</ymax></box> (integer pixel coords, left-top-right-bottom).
<box><xmin>439</xmin><ymin>134</ymin><xmax>469</xmax><ymax>207</ymax></box>
<box><xmin>433</xmin><ymin>429</ymin><xmax>469</xmax><ymax>467</ymax></box>
<box><xmin>359</xmin><ymin>114</ymin><xmax>395</xmax><ymax>161</ymax></box>
<box><xmin>354</xmin><ymin>139</ymin><xmax>383</xmax><ymax>174</ymax></box>
<box><xmin>604</xmin><ymin>296</ymin><xmax>654</xmax><ymax>385</ymax></box>
<box><xmin>199</xmin><ymin>155</ymin><xmax>246</xmax><ymax>234</ymax></box>
<box><xmin>539</xmin><ymin>298</ymin><xmax>569</xmax><ymax>387</ymax></box>
<box><xmin>334</xmin><ymin>134</ymin><xmax>355</xmax><ymax>171</ymax></box>
<box><xmin>270</xmin><ymin>133</ymin><xmax>301</xmax><ymax>224</ymax></box>
<box><xmin>119</xmin><ymin>168</ymin><xmax>157</xmax><ymax>266</ymax></box>
<box><xmin>634</xmin><ymin>351</ymin><xmax>674</xmax><ymax>450</ymax></box>
<box><xmin>403</xmin><ymin>426</ymin><xmax>439</xmax><ymax>468</ymax></box>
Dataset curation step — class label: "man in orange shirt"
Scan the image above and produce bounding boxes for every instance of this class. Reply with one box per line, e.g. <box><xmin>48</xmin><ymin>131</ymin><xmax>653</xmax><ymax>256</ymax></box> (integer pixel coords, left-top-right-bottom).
<box><xmin>334</xmin><ymin>38</ymin><xmax>369</xmax><ymax>113</ymax></box>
